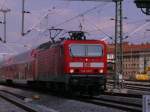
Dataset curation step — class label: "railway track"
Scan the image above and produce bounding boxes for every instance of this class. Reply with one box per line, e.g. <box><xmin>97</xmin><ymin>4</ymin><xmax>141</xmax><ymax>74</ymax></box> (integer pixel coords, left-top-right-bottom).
<box><xmin>125</xmin><ymin>82</ymin><xmax>150</xmax><ymax>87</ymax></box>
<box><xmin>107</xmin><ymin>80</ymin><xmax>150</xmax><ymax>92</ymax></box>
<box><xmin>0</xmin><ymin>90</ymin><xmax>26</xmax><ymax>100</ymax></box>
<box><xmin>75</xmin><ymin>94</ymin><xmax>142</xmax><ymax>112</ymax></box>
<box><xmin>126</xmin><ymin>85</ymin><xmax>150</xmax><ymax>92</ymax></box>
<box><xmin>107</xmin><ymin>84</ymin><xmax>150</xmax><ymax>93</ymax></box>
<box><xmin>0</xmin><ymin>85</ymin><xmax>144</xmax><ymax>112</ymax></box>
<box><xmin>0</xmin><ymin>90</ymin><xmax>40</xmax><ymax>112</ymax></box>
<box><xmin>104</xmin><ymin>91</ymin><xmax>142</xmax><ymax>98</ymax></box>
<box><xmin>108</xmin><ymin>80</ymin><xmax>150</xmax><ymax>86</ymax></box>
<box><xmin>107</xmin><ymin>83</ymin><xmax>150</xmax><ymax>91</ymax></box>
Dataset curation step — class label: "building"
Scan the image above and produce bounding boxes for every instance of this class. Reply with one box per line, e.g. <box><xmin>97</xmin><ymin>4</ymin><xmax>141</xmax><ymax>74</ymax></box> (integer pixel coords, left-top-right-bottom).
<box><xmin>107</xmin><ymin>42</ymin><xmax>150</xmax><ymax>80</ymax></box>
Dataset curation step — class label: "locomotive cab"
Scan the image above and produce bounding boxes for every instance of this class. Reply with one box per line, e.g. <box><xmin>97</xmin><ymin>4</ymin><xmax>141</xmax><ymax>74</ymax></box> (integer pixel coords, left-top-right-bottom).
<box><xmin>63</xmin><ymin>39</ymin><xmax>107</xmax><ymax>94</ymax></box>
<box><xmin>67</xmin><ymin>43</ymin><xmax>106</xmax><ymax>74</ymax></box>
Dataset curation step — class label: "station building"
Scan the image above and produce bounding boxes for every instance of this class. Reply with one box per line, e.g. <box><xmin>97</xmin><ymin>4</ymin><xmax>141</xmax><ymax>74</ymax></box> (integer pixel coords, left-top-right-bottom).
<box><xmin>107</xmin><ymin>42</ymin><xmax>150</xmax><ymax>80</ymax></box>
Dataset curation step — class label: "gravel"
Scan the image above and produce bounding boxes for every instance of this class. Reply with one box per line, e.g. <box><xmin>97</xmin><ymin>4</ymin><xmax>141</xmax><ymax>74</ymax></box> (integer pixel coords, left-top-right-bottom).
<box><xmin>0</xmin><ymin>97</ymin><xmax>26</xmax><ymax>112</ymax></box>
<box><xmin>0</xmin><ymin>85</ymin><xmax>127</xmax><ymax>112</ymax></box>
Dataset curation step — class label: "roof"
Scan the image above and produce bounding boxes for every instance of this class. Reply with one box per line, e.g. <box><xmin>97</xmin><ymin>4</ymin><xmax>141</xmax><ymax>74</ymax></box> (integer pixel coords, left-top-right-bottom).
<box><xmin>107</xmin><ymin>42</ymin><xmax>150</xmax><ymax>53</ymax></box>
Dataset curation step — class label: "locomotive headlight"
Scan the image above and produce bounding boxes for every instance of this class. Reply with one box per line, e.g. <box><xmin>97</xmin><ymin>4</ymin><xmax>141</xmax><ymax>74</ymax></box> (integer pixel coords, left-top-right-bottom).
<box><xmin>70</xmin><ymin>69</ymin><xmax>74</xmax><ymax>73</ymax></box>
<box><xmin>99</xmin><ymin>69</ymin><xmax>103</xmax><ymax>73</ymax></box>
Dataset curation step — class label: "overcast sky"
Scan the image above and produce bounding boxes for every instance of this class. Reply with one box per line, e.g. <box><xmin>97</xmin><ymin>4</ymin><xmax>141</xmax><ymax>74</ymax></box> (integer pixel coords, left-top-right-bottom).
<box><xmin>0</xmin><ymin>0</ymin><xmax>149</xmax><ymax>57</ymax></box>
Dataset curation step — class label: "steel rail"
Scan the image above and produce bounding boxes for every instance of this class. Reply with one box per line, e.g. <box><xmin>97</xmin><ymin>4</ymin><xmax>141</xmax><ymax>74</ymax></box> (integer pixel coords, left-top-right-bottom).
<box><xmin>82</xmin><ymin>98</ymin><xmax>142</xmax><ymax>112</ymax></box>
<box><xmin>104</xmin><ymin>91</ymin><xmax>142</xmax><ymax>98</ymax></box>
<box><xmin>74</xmin><ymin>95</ymin><xmax>142</xmax><ymax>112</ymax></box>
<box><xmin>0</xmin><ymin>91</ymin><xmax>40</xmax><ymax>112</ymax></box>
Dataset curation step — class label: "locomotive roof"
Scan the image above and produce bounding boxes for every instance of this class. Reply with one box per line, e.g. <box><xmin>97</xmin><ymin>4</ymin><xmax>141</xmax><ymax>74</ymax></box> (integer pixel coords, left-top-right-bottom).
<box><xmin>36</xmin><ymin>39</ymin><xmax>105</xmax><ymax>50</ymax></box>
<box><xmin>36</xmin><ymin>40</ymin><xmax>65</xmax><ymax>50</ymax></box>
<box><xmin>36</xmin><ymin>41</ymin><xmax>52</xmax><ymax>50</ymax></box>
<box><xmin>0</xmin><ymin>39</ymin><xmax>106</xmax><ymax>68</ymax></box>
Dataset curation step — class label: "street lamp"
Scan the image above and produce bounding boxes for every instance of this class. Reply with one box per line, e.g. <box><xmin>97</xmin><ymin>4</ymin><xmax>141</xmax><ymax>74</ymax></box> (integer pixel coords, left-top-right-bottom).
<box><xmin>135</xmin><ymin>0</ymin><xmax>150</xmax><ymax>15</ymax></box>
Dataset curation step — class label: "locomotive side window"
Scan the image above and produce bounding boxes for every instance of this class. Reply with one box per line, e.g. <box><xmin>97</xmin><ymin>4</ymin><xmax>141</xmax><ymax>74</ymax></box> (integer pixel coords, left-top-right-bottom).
<box><xmin>70</xmin><ymin>44</ymin><xmax>103</xmax><ymax>57</ymax></box>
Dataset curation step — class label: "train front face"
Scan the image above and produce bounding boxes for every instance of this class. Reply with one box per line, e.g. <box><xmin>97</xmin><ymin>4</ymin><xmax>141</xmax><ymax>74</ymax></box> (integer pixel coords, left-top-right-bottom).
<box><xmin>64</xmin><ymin>40</ymin><xmax>107</xmax><ymax>94</ymax></box>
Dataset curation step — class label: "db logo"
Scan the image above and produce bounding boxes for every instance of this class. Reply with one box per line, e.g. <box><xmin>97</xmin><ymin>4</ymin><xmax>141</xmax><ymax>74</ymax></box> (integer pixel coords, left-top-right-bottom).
<box><xmin>84</xmin><ymin>62</ymin><xmax>90</xmax><ymax>67</ymax></box>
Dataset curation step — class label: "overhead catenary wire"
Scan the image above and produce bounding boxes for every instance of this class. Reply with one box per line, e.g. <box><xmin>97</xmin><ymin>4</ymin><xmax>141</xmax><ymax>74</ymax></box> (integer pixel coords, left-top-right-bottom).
<box><xmin>40</xmin><ymin>3</ymin><xmax>110</xmax><ymax>40</ymax></box>
<box><xmin>23</xmin><ymin>3</ymin><xmax>71</xmax><ymax>33</ymax></box>
<box><xmin>1</xmin><ymin>0</ymin><xmax>148</xmax><ymax>52</ymax></box>
<box><xmin>126</xmin><ymin>19</ymin><xmax>147</xmax><ymax>25</ymax></box>
<box><xmin>18</xmin><ymin>2</ymin><xmax>109</xmax><ymax>42</ymax></box>
<box><xmin>0</xmin><ymin>1</ymin><xmax>109</xmax><ymax>44</ymax></box>
<box><xmin>53</xmin><ymin>3</ymin><xmax>108</xmax><ymax>28</ymax></box>
<box><xmin>83</xmin><ymin>16</ymin><xmax>113</xmax><ymax>40</ymax></box>
<box><xmin>23</xmin><ymin>0</ymin><xmax>72</xmax><ymax>33</ymax></box>
<box><xmin>0</xmin><ymin>1</ymin><xmax>72</xmax><ymax>54</ymax></box>
<box><xmin>86</xmin><ymin>17</ymin><xmax>149</xmax><ymax>41</ymax></box>
<box><xmin>124</xmin><ymin>22</ymin><xmax>150</xmax><ymax>39</ymax></box>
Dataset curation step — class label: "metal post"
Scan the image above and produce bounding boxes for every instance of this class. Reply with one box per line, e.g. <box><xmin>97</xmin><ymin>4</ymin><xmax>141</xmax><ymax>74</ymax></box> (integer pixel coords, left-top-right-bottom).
<box><xmin>114</xmin><ymin>0</ymin><xmax>118</xmax><ymax>89</ymax></box>
<box><xmin>143</xmin><ymin>95</ymin><xmax>150</xmax><ymax>112</ymax></box>
<box><xmin>113</xmin><ymin>0</ymin><xmax>123</xmax><ymax>89</ymax></box>
<box><xmin>4</xmin><ymin>12</ymin><xmax>6</xmax><ymax>43</ymax></box>
<box><xmin>0</xmin><ymin>9</ymin><xmax>11</xmax><ymax>43</ymax></box>
<box><xmin>22</xmin><ymin>0</ymin><xmax>25</xmax><ymax>36</ymax></box>
<box><xmin>21</xmin><ymin>0</ymin><xmax>31</xmax><ymax>36</ymax></box>
<box><xmin>119</xmin><ymin>0</ymin><xmax>123</xmax><ymax>88</ymax></box>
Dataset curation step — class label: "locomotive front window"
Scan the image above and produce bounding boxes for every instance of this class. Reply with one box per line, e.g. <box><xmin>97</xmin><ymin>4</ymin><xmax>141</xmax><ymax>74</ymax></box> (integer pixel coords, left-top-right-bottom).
<box><xmin>70</xmin><ymin>45</ymin><xmax>86</xmax><ymax>57</ymax></box>
<box><xmin>70</xmin><ymin>44</ymin><xmax>103</xmax><ymax>57</ymax></box>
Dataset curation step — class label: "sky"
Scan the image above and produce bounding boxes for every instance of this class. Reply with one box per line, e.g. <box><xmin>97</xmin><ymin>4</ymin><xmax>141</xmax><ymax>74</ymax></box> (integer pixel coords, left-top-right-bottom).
<box><xmin>0</xmin><ymin>0</ymin><xmax>149</xmax><ymax>58</ymax></box>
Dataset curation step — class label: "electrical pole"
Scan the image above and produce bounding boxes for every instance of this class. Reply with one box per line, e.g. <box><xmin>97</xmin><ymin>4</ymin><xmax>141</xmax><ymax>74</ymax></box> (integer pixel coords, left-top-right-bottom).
<box><xmin>21</xmin><ymin>0</ymin><xmax>30</xmax><ymax>36</ymax></box>
<box><xmin>22</xmin><ymin>0</ymin><xmax>25</xmax><ymax>36</ymax></box>
<box><xmin>0</xmin><ymin>8</ymin><xmax>11</xmax><ymax>43</ymax></box>
<box><xmin>113</xmin><ymin>0</ymin><xmax>123</xmax><ymax>89</ymax></box>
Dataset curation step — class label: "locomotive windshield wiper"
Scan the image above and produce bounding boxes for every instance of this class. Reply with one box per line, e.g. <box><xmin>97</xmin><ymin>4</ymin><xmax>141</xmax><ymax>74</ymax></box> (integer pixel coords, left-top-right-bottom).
<box><xmin>69</xmin><ymin>48</ymin><xmax>74</xmax><ymax>57</ymax></box>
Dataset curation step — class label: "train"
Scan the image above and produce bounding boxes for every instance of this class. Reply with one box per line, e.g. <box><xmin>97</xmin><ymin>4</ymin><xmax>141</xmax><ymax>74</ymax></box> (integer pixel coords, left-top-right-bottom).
<box><xmin>0</xmin><ymin>31</ymin><xmax>107</xmax><ymax>95</ymax></box>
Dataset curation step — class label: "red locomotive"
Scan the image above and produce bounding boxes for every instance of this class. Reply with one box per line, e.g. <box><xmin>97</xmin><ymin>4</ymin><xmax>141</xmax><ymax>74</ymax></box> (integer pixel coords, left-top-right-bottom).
<box><xmin>0</xmin><ymin>31</ymin><xmax>107</xmax><ymax>95</ymax></box>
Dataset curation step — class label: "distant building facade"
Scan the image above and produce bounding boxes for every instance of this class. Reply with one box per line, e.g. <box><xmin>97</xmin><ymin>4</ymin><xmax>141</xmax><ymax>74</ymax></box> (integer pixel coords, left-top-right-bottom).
<box><xmin>107</xmin><ymin>42</ymin><xmax>150</xmax><ymax>80</ymax></box>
